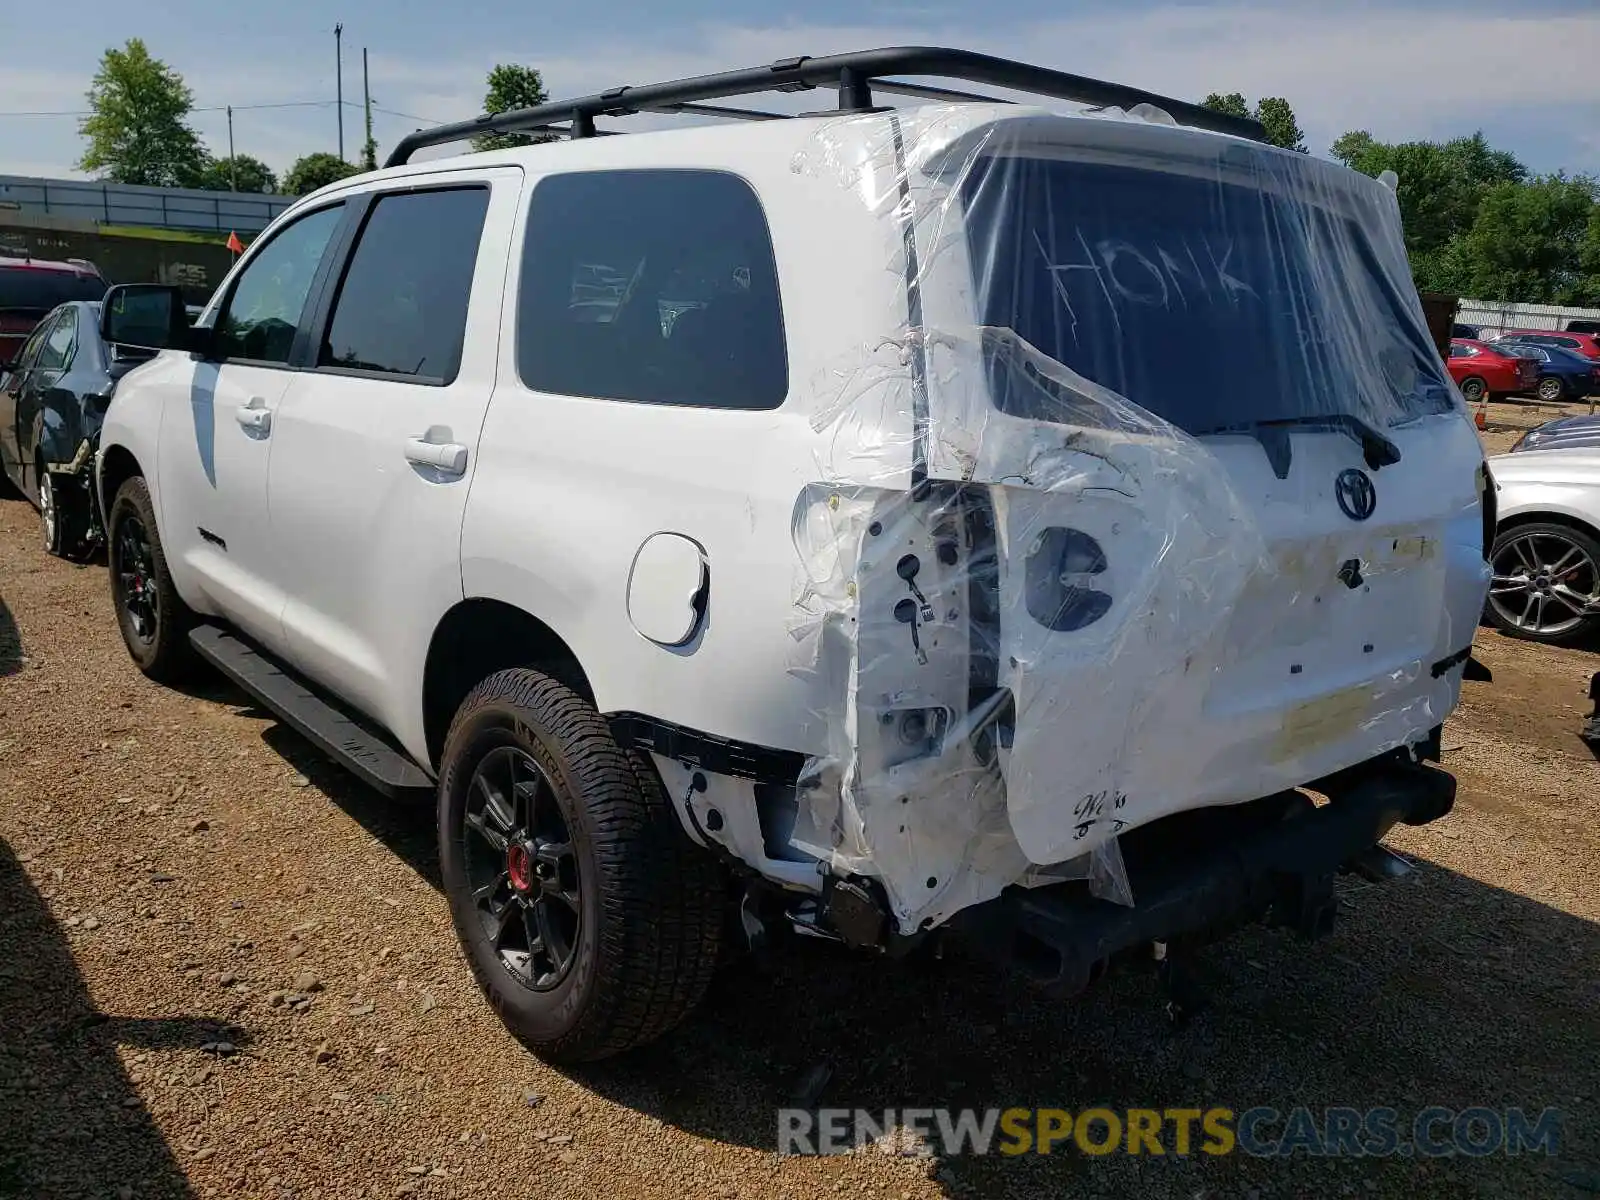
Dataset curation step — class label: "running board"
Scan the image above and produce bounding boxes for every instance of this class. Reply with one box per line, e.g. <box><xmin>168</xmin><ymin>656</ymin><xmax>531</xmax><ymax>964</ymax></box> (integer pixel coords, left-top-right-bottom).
<box><xmin>188</xmin><ymin>625</ymin><xmax>434</xmax><ymax>798</ymax></box>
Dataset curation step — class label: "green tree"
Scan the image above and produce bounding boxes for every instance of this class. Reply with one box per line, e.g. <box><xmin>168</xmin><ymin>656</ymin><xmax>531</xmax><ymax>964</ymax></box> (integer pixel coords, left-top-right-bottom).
<box><xmin>1440</xmin><ymin>175</ymin><xmax>1600</xmax><ymax>306</ymax></box>
<box><xmin>193</xmin><ymin>154</ymin><xmax>278</xmax><ymax>194</ymax></box>
<box><xmin>1333</xmin><ymin>131</ymin><xmax>1531</xmax><ymax>288</ymax></box>
<box><xmin>1200</xmin><ymin>91</ymin><xmax>1250</xmax><ymax>120</ymax></box>
<box><xmin>1254</xmin><ymin>98</ymin><xmax>1307</xmax><ymax>154</ymax></box>
<box><xmin>78</xmin><ymin>39</ymin><xmax>207</xmax><ymax>186</ymax></box>
<box><xmin>1329</xmin><ymin>130</ymin><xmax>1375</xmax><ymax>167</ymax></box>
<box><xmin>472</xmin><ymin>63</ymin><xmax>557</xmax><ymax>152</ymax></box>
<box><xmin>282</xmin><ymin>151</ymin><xmax>359</xmax><ymax>196</ymax></box>
<box><xmin>1200</xmin><ymin>92</ymin><xmax>1306</xmax><ymax>152</ymax></box>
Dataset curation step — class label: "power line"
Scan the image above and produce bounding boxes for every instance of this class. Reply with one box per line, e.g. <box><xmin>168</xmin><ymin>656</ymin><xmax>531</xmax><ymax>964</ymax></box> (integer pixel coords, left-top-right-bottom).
<box><xmin>0</xmin><ymin>99</ymin><xmax>344</xmax><ymax>118</ymax></box>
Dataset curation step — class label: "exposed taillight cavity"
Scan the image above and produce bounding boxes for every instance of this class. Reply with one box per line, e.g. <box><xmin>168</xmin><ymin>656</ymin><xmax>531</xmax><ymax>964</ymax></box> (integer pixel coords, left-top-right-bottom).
<box><xmin>1025</xmin><ymin>527</ymin><xmax>1112</xmax><ymax>631</ymax></box>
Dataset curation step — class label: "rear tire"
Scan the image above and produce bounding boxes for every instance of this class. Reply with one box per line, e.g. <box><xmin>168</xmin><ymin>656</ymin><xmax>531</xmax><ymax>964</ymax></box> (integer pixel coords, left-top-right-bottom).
<box><xmin>40</xmin><ymin>469</ymin><xmax>91</xmax><ymax>561</ymax></box>
<box><xmin>437</xmin><ymin>667</ymin><xmax>723</xmax><ymax>1062</ymax></box>
<box><xmin>1458</xmin><ymin>376</ymin><xmax>1486</xmax><ymax>404</ymax></box>
<box><xmin>107</xmin><ymin>476</ymin><xmax>199</xmax><ymax>682</ymax></box>
<box><xmin>1537</xmin><ymin>377</ymin><xmax>1566</xmax><ymax>403</ymax></box>
<box><xmin>1485</xmin><ymin>521</ymin><xmax>1600</xmax><ymax>645</ymax></box>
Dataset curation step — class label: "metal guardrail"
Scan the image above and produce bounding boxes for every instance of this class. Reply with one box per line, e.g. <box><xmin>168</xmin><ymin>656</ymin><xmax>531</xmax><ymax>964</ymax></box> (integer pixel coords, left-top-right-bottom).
<box><xmin>0</xmin><ymin>174</ymin><xmax>293</xmax><ymax>236</ymax></box>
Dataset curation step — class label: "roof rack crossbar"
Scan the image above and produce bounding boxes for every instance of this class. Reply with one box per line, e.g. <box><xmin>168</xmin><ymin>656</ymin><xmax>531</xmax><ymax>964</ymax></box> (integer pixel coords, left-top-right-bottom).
<box><xmin>869</xmin><ymin>78</ymin><xmax>1014</xmax><ymax>106</ymax></box>
<box><xmin>384</xmin><ymin>46</ymin><xmax>1265</xmax><ymax>167</ymax></box>
<box><xmin>651</xmin><ymin>102</ymin><xmax>788</xmax><ymax>121</ymax></box>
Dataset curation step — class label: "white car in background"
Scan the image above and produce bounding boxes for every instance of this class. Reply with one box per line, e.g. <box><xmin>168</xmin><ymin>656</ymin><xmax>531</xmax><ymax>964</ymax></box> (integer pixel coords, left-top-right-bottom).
<box><xmin>1487</xmin><ymin>431</ymin><xmax>1600</xmax><ymax>643</ymax></box>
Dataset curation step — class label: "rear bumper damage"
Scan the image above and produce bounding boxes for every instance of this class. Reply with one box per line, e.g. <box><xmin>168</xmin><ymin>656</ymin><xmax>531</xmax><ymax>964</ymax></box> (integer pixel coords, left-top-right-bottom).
<box><xmin>945</xmin><ymin>753</ymin><xmax>1455</xmax><ymax>995</ymax></box>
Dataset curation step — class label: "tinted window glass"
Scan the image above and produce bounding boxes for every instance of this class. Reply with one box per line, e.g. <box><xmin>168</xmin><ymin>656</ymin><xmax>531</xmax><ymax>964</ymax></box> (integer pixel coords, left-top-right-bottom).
<box><xmin>960</xmin><ymin>154</ymin><xmax>1454</xmax><ymax>434</ymax></box>
<box><xmin>8</xmin><ymin>318</ymin><xmax>53</xmax><ymax>374</ymax></box>
<box><xmin>320</xmin><ymin>188</ymin><xmax>489</xmax><ymax>382</ymax></box>
<box><xmin>37</xmin><ymin>310</ymin><xmax>77</xmax><ymax>370</ymax></box>
<box><xmin>518</xmin><ymin>170</ymin><xmax>787</xmax><ymax>409</ymax></box>
<box><xmin>215</xmin><ymin>204</ymin><xmax>344</xmax><ymax>364</ymax></box>
<box><xmin>0</xmin><ymin>267</ymin><xmax>105</xmax><ymax>316</ymax></box>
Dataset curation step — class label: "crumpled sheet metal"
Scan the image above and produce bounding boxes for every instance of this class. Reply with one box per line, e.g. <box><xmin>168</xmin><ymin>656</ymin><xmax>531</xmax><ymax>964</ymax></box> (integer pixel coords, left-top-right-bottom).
<box><xmin>780</xmin><ymin>103</ymin><xmax>1466</xmax><ymax>934</ymax></box>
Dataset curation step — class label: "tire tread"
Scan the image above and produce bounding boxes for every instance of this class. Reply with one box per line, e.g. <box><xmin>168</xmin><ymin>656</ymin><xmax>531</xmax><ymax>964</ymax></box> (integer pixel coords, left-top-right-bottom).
<box><xmin>441</xmin><ymin>668</ymin><xmax>723</xmax><ymax>1061</ymax></box>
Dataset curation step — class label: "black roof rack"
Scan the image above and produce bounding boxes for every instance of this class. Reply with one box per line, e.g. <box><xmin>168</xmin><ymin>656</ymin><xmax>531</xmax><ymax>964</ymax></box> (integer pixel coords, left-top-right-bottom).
<box><xmin>384</xmin><ymin>46</ymin><xmax>1266</xmax><ymax>167</ymax></box>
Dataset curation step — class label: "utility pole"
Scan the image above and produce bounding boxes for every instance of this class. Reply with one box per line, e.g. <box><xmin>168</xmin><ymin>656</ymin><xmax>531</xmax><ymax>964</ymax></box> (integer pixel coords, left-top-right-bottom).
<box><xmin>362</xmin><ymin>47</ymin><xmax>375</xmax><ymax>171</ymax></box>
<box><xmin>226</xmin><ymin>106</ymin><xmax>236</xmax><ymax>190</ymax></box>
<box><xmin>335</xmin><ymin>23</ymin><xmax>345</xmax><ymax>161</ymax></box>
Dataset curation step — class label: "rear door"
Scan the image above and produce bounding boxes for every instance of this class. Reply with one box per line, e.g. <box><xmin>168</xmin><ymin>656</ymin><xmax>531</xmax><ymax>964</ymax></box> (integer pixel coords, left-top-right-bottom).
<box><xmin>16</xmin><ymin>308</ymin><xmax>79</xmax><ymax>494</ymax></box>
<box><xmin>0</xmin><ymin>315</ymin><xmax>55</xmax><ymax>489</ymax></box>
<box><xmin>909</xmin><ymin>125</ymin><xmax>1489</xmax><ymax>864</ymax></box>
<box><xmin>265</xmin><ymin>169</ymin><xmax>518</xmax><ymax>751</ymax></box>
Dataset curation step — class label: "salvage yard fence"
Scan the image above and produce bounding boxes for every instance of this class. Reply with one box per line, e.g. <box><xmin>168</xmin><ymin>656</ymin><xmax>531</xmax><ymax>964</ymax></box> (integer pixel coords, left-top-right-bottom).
<box><xmin>1457</xmin><ymin>298</ymin><xmax>1600</xmax><ymax>338</ymax></box>
<box><xmin>0</xmin><ymin>174</ymin><xmax>293</xmax><ymax>237</ymax></box>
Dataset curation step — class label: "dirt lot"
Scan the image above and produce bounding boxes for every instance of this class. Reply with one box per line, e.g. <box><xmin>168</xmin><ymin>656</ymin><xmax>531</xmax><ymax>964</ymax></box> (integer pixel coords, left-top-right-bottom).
<box><xmin>2</xmin><ymin>398</ymin><xmax>1598</xmax><ymax>1200</ymax></box>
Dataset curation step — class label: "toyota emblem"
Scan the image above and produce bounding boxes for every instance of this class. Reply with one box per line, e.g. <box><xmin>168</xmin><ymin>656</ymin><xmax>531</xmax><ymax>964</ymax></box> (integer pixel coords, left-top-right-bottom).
<box><xmin>1334</xmin><ymin>468</ymin><xmax>1377</xmax><ymax>521</ymax></box>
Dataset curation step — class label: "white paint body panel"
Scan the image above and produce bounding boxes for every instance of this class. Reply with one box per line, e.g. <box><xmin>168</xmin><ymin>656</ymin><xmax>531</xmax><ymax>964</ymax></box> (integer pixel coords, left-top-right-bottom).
<box><xmin>268</xmin><ymin>167</ymin><xmax>524</xmax><ymax>760</ymax></box>
<box><xmin>1488</xmin><ymin>446</ymin><xmax>1600</xmax><ymax>528</ymax></box>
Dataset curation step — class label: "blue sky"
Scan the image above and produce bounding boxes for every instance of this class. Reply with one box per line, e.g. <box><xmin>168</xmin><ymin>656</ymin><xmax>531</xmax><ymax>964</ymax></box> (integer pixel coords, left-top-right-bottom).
<box><xmin>3</xmin><ymin>0</ymin><xmax>1598</xmax><ymax>184</ymax></box>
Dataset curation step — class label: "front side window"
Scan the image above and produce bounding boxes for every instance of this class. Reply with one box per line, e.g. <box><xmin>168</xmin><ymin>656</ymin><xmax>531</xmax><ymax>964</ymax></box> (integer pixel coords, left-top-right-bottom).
<box><xmin>319</xmin><ymin>188</ymin><xmax>489</xmax><ymax>383</ymax></box>
<box><xmin>215</xmin><ymin>203</ymin><xmax>345</xmax><ymax>364</ymax></box>
<box><xmin>36</xmin><ymin>309</ymin><xmax>77</xmax><ymax>371</ymax></box>
<box><xmin>517</xmin><ymin>169</ymin><xmax>787</xmax><ymax>410</ymax></box>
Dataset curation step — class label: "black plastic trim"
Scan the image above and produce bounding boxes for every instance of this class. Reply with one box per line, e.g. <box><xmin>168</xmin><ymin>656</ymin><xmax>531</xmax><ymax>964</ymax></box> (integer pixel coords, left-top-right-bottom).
<box><xmin>188</xmin><ymin>625</ymin><xmax>434</xmax><ymax>797</ymax></box>
<box><xmin>385</xmin><ymin>46</ymin><xmax>1265</xmax><ymax>165</ymax></box>
<box><xmin>606</xmin><ymin>712</ymin><xmax>810</xmax><ymax>783</ymax></box>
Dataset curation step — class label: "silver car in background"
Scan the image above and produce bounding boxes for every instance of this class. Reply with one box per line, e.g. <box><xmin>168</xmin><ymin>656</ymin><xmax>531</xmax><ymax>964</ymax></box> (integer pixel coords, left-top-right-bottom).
<box><xmin>1487</xmin><ymin>441</ymin><xmax>1600</xmax><ymax>644</ymax></box>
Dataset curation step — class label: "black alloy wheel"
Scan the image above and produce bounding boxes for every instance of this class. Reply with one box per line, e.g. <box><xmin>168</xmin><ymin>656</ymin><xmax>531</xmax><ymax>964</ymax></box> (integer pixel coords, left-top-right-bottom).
<box><xmin>463</xmin><ymin>745</ymin><xmax>582</xmax><ymax>992</ymax></box>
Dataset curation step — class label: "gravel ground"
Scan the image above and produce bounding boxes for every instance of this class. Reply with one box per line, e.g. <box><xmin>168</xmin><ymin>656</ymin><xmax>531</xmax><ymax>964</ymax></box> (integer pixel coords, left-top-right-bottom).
<box><xmin>1</xmin><ymin>410</ymin><xmax>1598</xmax><ymax>1199</ymax></box>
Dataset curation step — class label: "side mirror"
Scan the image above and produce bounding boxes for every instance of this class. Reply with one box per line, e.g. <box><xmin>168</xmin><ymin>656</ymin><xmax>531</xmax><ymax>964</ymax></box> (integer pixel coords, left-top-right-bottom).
<box><xmin>100</xmin><ymin>284</ymin><xmax>195</xmax><ymax>352</ymax></box>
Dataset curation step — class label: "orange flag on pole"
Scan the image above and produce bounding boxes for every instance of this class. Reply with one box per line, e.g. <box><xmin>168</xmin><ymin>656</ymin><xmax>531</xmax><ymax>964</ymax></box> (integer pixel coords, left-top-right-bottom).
<box><xmin>226</xmin><ymin>231</ymin><xmax>244</xmax><ymax>255</ymax></box>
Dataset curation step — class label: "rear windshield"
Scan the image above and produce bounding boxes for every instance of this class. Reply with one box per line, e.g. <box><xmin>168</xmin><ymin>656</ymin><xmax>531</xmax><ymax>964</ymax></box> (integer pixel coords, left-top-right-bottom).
<box><xmin>958</xmin><ymin>152</ymin><xmax>1454</xmax><ymax>434</ymax></box>
<box><xmin>0</xmin><ymin>266</ymin><xmax>107</xmax><ymax>316</ymax></box>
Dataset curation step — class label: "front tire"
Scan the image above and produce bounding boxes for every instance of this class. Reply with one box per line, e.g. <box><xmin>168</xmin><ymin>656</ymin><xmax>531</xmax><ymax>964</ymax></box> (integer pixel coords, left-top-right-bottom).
<box><xmin>1458</xmin><ymin>376</ymin><xmax>1486</xmax><ymax>404</ymax></box>
<box><xmin>438</xmin><ymin>668</ymin><xmax>723</xmax><ymax>1062</ymax></box>
<box><xmin>1486</xmin><ymin>521</ymin><xmax>1600</xmax><ymax>645</ymax></box>
<box><xmin>1537</xmin><ymin>377</ymin><xmax>1566</xmax><ymax>403</ymax></box>
<box><xmin>107</xmin><ymin>476</ymin><xmax>198</xmax><ymax>681</ymax></box>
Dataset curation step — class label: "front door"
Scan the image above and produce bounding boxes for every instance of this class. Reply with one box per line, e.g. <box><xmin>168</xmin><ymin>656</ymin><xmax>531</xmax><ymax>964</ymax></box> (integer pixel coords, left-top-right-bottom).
<box><xmin>154</xmin><ymin>201</ymin><xmax>348</xmax><ymax>654</ymax></box>
<box><xmin>267</xmin><ymin>172</ymin><xmax>516</xmax><ymax>754</ymax></box>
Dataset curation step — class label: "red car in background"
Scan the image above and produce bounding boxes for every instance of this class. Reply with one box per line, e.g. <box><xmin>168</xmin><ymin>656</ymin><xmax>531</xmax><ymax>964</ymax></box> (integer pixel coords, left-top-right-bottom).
<box><xmin>0</xmin><ymin>256</ymin><xmax>109</xmax><ymax>366</ymax></box>
<box><xmin>1447</xmin><ymin>338</ymin><xmax>1539</xmax><ymax>402</ymax></box>
<box><xmin>1494</xmin><ymin>329</ymin><xmax>1600</xmax><ymax>362</ymax></box>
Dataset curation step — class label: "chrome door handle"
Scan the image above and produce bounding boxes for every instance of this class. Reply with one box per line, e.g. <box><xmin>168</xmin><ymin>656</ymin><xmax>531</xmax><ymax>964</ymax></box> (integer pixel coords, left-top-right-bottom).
<box><xmin>404</xmin><ymin>437</ymin><xmax>468</xmax><ymax>474</ymax></box>
<box><xmin>235</xmin><ymin>403</ymin><xmax>271</xmax><ymax>433</ymax></box>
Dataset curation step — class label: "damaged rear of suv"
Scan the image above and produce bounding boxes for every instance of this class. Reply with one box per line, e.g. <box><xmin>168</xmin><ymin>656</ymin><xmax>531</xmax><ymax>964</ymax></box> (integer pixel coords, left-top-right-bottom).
<box><xmin>95</xmin><ymin>49</ymin><xmax>1492</xmax><ymax>1062</ymax></box>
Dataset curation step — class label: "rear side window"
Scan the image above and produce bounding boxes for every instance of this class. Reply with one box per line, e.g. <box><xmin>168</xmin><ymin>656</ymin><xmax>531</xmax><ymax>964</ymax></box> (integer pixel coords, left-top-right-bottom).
<box><xmin>36</xmin><ymin>308</ymin><xmax>77</xmax><ymax>370</ymax></box>
<box><xmin>320</xmin><ymin>187</ymin><xmax>489</xmax><ymax>383</ymax></box>
<box><xmin>517</xmin><ymin>169</ymin><xmax>787</xmax><ymax>409</ymax></box>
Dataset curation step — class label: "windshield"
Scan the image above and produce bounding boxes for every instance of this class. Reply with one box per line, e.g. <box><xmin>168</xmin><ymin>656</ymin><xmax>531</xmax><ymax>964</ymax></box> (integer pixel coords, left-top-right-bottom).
<box><xmin>0</xmin><ymin>266</ymin><xmax>107</xmax><ymax>315</ymax></box>
<box><xmin>958</xmin><ymin>150</ymin><xmax>1454</xmax><ymax>435</ymax></box>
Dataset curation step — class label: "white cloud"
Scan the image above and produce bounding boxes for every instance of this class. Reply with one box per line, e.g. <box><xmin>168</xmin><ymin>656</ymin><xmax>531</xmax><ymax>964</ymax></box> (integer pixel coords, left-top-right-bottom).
<box><xmin>3</xmin><ymin>4</ymin><xmax>1598</xmax><ymax>180</ymax></box>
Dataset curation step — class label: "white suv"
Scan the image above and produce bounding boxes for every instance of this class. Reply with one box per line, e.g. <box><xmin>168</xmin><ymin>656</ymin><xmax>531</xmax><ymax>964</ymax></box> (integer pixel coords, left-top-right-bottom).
<box><xmin>94</xmin><ymin>48</ymin><xmax>1493</xmax><ymax>1061</ymax></box>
